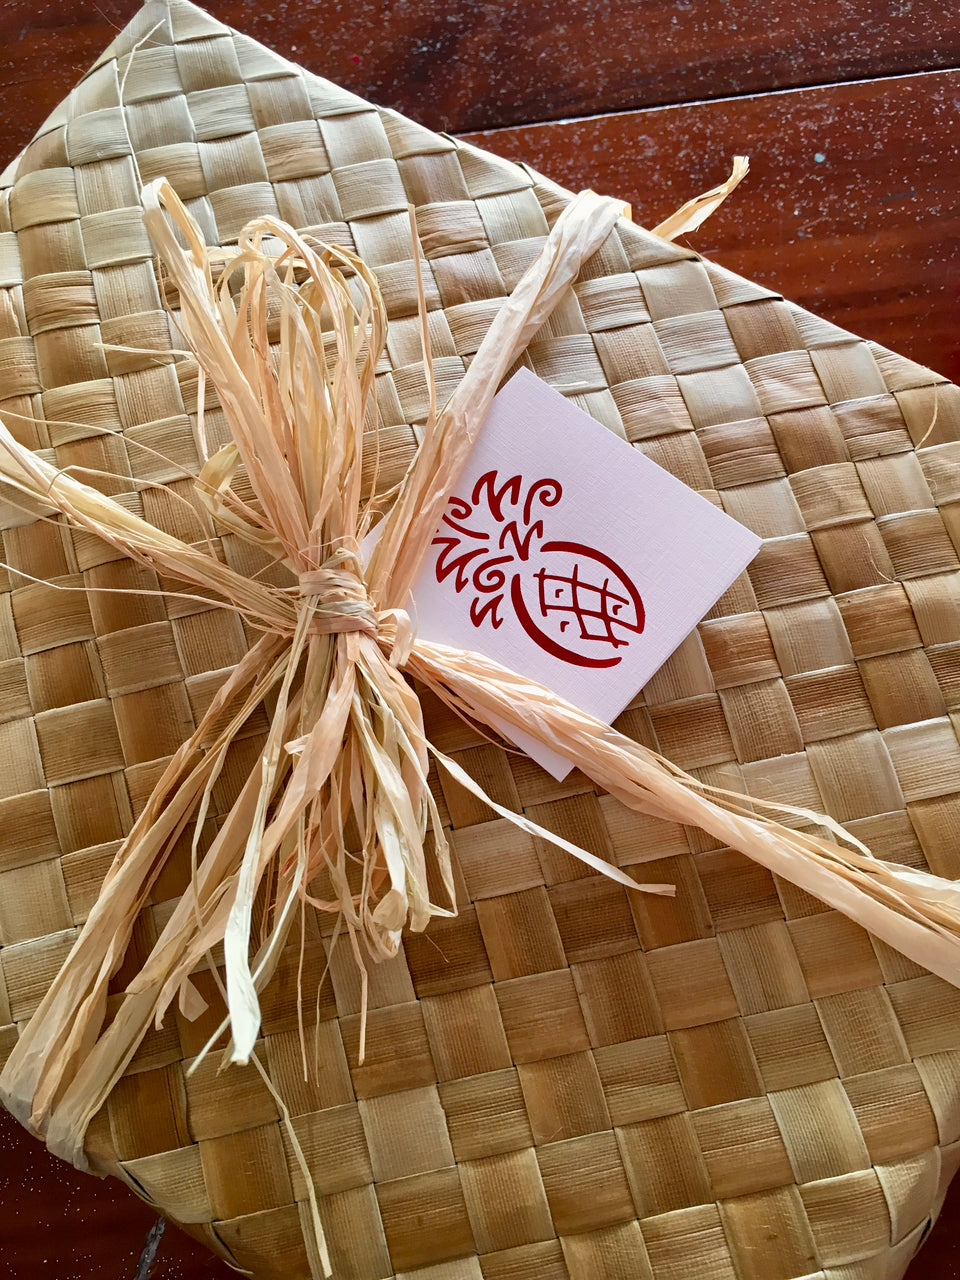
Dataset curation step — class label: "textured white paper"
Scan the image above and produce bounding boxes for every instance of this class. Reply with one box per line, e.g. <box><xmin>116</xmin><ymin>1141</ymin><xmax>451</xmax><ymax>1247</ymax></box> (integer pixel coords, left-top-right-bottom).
<box><xmin>410</xmin><ymin>368</ymin><xmax>762</xmax><ymax>778</ymax></box>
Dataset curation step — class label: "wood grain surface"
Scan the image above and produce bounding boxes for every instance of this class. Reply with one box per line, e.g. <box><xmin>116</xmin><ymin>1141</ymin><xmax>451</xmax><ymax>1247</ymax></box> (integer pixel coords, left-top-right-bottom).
<box><xmin>1</xmin><ymin>1</ymin><xmax>959</xmax><ymax>1277</ymax></box>
<box><xmin>3</xmin><ymin>0</ymin><xmax>960</xmax><ymax>150</ymax></box>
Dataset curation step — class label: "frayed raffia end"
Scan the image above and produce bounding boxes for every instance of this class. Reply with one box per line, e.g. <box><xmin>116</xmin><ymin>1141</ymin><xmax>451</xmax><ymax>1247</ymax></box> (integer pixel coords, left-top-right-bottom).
<box><xmin>652</xmin><ymin>156</ymin><xmax>750</xmax><ymax>241</ymax></box>
<box><xmin>2</xmin><ymin>171</ymin><xmax>960</xmax><ymax>1236</ymax></box>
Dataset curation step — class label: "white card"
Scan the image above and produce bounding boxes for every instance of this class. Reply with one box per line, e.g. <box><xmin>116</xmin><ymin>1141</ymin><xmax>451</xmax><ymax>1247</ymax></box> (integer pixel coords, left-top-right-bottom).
<box><xmin>410</xmin><ymin>367</ymin><xmax>761</xmax><ymax>779</ymax></box>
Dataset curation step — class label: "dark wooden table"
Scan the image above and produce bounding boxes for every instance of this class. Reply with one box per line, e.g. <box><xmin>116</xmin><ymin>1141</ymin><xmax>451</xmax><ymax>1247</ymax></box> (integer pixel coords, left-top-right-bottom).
<box><xmin>1</xmin><ymin>2</ymin><xmax>958</xmax><ymax>1276</ymax></box>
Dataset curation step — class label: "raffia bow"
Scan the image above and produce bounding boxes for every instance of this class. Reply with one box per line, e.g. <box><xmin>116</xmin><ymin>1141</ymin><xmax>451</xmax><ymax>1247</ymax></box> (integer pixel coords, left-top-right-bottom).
<box><xmin>3</xmin><ymin>173</ymin><xmax>960</xmax><ymax>1195</ymax></box>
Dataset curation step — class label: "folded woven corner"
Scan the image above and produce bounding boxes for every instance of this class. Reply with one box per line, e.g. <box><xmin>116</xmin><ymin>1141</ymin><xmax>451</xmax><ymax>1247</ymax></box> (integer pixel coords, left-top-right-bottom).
<box><xmin>1</xmin><ymin>1</ymin><xmax>960</xmax><ymax>1278</ymax></box>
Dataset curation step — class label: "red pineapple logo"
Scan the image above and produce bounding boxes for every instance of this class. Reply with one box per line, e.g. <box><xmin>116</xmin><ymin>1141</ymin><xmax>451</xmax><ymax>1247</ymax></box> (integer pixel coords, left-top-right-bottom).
<box><xmin>432</xmin><ymin>471</ymin><xmax>645</xmax><ymax>668</ymax></box>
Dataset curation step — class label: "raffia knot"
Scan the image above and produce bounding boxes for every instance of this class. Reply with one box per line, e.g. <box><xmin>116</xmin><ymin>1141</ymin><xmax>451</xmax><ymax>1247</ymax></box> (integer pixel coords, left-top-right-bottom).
<box><xmin>297</xmin><ymin>548</ymin><xmax>378</xmax><ymax>636</ymax></box>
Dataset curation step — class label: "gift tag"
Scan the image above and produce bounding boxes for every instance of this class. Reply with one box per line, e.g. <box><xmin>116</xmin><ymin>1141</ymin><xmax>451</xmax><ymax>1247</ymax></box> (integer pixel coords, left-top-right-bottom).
<box><xmin>411</xmin><ymin>367</ymin><xmax>761</xmax><ymax>778</ymax></box>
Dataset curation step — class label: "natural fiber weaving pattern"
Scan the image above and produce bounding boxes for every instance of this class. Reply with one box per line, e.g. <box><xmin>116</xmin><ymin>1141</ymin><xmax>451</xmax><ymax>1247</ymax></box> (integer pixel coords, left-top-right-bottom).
<box><xmin>2</xmin><ymin>2</ymin><xmax>960</xmax><ymax>1277</ymax></box>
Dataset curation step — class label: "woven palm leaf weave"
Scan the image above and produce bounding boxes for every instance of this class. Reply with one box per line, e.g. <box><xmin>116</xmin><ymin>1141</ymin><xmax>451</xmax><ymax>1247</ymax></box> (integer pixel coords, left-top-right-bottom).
<box><xmin>2</xmin><ymin>2</ymin><xmax>960</xmax><ymax>1277</ymax></box>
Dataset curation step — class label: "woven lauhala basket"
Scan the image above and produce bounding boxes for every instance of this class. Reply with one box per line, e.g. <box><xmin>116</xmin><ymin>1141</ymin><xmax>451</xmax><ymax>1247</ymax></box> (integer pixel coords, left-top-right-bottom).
<box><xmin>3</xmin><ymin>2</ymin><xmax>960</xmax><ymax>1277</ymax></box>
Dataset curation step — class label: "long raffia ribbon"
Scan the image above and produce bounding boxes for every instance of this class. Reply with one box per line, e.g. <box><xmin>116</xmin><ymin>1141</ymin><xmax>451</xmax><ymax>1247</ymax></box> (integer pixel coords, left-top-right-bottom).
<box><xmin>3</xmin><ymin>172</ymin><xmax>960</xmax><ymax>1199</ymax></box>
